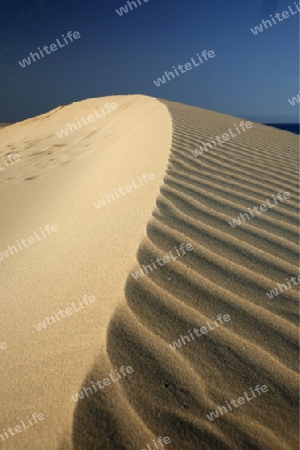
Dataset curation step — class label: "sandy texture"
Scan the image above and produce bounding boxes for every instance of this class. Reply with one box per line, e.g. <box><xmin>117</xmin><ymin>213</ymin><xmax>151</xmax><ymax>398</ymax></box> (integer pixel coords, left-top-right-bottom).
<box><xmin>0</xmin><ymin>96</ymin><xmax>298</xmax><ymax>449</ymax></box>
<box><xmin>72</xmin><ymin>100</ymin><xmax>299</xmax><ymax>449</ymax></box>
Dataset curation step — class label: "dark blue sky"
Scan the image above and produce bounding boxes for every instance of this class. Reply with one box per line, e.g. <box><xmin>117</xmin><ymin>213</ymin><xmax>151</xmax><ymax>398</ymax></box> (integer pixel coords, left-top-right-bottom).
<box><xmin>0</xmin><ymin>0</ymin><xmax>299</xmax><ymax>123</ymax></box>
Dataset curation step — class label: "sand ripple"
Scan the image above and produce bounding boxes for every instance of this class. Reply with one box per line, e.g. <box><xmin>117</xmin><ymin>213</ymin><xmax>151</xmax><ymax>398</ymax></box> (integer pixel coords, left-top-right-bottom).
<box><xmin>72</xmin><ymin>100</ymin><xmax>299</xmax><ymax>449</ymax></box>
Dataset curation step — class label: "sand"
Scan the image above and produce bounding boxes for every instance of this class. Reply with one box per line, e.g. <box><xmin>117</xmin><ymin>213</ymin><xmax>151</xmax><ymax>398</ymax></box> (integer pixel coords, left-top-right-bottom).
<box><xmin>0</xmin><ymin>95</ymin><xmax>298</xmax><ymax>449</ymax></box>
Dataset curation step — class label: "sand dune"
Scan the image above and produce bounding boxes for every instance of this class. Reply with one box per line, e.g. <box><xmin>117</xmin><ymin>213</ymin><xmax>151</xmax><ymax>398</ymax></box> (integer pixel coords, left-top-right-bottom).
<box><xmin>0</xmin><ymin>96</ymin><xmax>298</xmax><ymax>449</ymax></box>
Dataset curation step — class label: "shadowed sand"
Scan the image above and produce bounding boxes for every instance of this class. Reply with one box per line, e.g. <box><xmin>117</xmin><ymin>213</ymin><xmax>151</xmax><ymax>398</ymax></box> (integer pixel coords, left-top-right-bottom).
<box><xmin>0</xmin><ymin>96</ymin><xmax>298</xmax><ymax>449</ymax></box>
<box><xmin>72</xmin><ymin>100</ymin><xmax>299</xmax><ymax>450</ymax></box>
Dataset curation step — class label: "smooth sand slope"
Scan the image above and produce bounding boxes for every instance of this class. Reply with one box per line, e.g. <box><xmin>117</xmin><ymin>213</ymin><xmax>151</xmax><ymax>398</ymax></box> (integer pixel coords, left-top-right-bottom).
<box><xmin>0</xmin><ymin>95</ymin><xmax>172</xmax><ymax>449</ymax></box>
<box><xmin>0</xmin><ymin>96</ymin><xmax>298</xmax><ymax>449</ymax></box>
